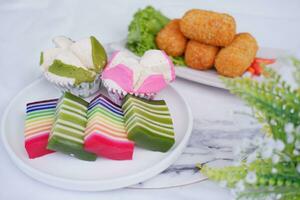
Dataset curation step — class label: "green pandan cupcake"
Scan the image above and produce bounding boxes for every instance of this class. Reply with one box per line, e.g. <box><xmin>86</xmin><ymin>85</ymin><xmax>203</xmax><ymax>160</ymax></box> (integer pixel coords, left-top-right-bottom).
<box><xmin>40</xmin><ymin>36</ymin><xmax>107</xmax><ymax>97</ymax></box>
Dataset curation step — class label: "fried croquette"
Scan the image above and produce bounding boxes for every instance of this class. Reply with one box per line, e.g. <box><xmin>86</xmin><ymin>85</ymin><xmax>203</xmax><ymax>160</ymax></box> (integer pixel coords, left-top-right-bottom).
<box><xmin>185</xmin><ymin>40</ymin><xmax>219</xmax><ymax>70</ymax></box>
<box><xmin>156</xmin><ymin>19</ymin><xmax>187</xmax><ymax>56</ymax></box>
<box><xmin>180</xmin><ymin>9</ymin><xmax>236</xmax><ymax>47</ymax></box>
<box><xmin>215</xmin><ymin>33</ymin><xmax>258</xmax><ymax>77</ymax></box>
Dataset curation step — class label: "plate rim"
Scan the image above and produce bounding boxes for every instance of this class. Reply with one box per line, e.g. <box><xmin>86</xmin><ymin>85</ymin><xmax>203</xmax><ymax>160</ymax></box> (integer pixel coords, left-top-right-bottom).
<box><xmin>1</xmin><ymin>78</ymin><xmax>193</xmax><ymax>191</ymax></box>
<box><xmin>175</xmin><ymin>67</ymin><xmax>226</xmax><ymax>89</ymax></box>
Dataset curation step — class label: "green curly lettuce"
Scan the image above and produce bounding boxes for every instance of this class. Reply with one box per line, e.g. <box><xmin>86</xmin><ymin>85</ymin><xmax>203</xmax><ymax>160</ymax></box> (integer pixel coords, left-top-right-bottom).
<box><xmin>171</xmin><ymin>56</ymin><xmax>186</xmax><ymax>66</ymax></box>
<box><xmin>126</xmin><ymin>6</ymin><xmax>187</xmax><ymax>66</ymax></box>
<box><xmin>126</xmin><ymin>6</ymin><xmax>170</xmax><ymax>56</ymax></box>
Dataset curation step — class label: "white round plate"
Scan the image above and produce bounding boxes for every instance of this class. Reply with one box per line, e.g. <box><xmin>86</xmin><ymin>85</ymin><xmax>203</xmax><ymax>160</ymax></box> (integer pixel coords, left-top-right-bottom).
<box><xmin>108</xmin><ymin>40</ymin><xmax>291</xmax><ymax>89</ymax></box>
<box><xmin>1</xmin><ymin>78</ymin><xmax>193</xmax><ymax>191</ymax></box>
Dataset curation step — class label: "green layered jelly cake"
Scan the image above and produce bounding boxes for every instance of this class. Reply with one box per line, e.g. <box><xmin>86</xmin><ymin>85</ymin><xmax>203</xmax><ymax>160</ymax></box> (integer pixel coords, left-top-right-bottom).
<box><xmin>47</xmin><ymin>92</ymin><xmax>96</xmax><ymax>161</ymax></box>
<box><xmin>122</xmin><ymin>95</ymin><xmax>175</xmax><ymax>152</ymax></box>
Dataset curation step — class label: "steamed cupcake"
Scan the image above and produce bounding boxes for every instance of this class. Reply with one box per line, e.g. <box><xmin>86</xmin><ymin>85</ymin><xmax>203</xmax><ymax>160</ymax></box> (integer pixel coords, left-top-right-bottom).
<box><xmin>40</xmin><ymin>36</ymin><xmax>107</xmax><ymax>97</ymax></box>
<box><xmin>101</xmin><ymin>49</ymin><xmax>175</xmax><ymax>104</ymax></box>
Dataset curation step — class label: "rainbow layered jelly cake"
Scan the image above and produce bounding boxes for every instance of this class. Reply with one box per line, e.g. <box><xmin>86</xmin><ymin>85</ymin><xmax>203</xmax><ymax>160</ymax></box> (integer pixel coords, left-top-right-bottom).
<box><xmin>84</xmin><ymin>94</ymin><xmax>134</xmax><ymax>160</ymax></box>
<box><xmin>24</xmin><ymin>99</ymin><xmax>57</xmax><ymax>159</ymax></box>
<box><xmin>122</xmin><ymin>95</ymin><xmax>175</xmax><ymax>152</ymax></box>
<box><xmin>47</xmin><ymin>92</ymin><xmax>96</xmax><ymax>161</ymax></box>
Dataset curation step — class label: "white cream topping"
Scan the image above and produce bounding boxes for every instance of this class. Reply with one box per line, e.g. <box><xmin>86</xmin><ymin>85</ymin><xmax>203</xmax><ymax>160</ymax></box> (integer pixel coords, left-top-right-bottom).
<box><xmin>42</xmin><ymin>36</ymin><xmax>94</xmax><ymax>72</ymax></box>
<box><xmin>70</xmin><ymin>38</ymin><xmax>93</xmax><ymax>69</ymax></box>
<box><xmin>55</xmin><ymin>50</ymin><xmax>84</xmax><ymax>68</ymax></box>
<box><xmin>53</xmin><ymin>36</ymin><xmax>73</xmax><ymax>48</ymax></box>
<box><xmin>140</xmin><ymin>50</ymin><xmax>172</xmax><ymax>81</ymax></box>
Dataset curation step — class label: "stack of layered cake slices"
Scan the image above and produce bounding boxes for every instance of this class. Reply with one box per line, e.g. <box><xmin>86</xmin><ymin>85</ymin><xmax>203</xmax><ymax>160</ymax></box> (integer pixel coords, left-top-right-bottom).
<box><xmin>24</xmin><ymin>92</ymin><xmax>175</xmax><ymax>161</ymax></box>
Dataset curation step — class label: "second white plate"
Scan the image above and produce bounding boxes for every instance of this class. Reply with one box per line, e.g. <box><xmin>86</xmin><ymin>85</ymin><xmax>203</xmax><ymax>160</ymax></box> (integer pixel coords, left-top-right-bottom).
<box><xmin>108</xmin><ymin>40</ymin><xmax>290</xmax><ymax>89</ymax></box>
<box><xmin>174</xmin><ymin>47</ymin><xmax>290</xmax><ymax>89</ymax></box>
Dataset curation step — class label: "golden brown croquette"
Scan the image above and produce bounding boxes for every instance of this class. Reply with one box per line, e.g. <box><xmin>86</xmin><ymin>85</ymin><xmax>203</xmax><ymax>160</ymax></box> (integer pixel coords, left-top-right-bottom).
<box><xmin>215</xmin><ymin>33</ymin><xmax>258</xmax><ymax>77</ymax></box>
<box><xmin>185</xmin><ymin>40</ymin><xmax>219</xmax><ymax>70</ymax></box>
<box><xmin>180</xmin><ymin>9</ymin><xmax>236</xmax><ymax>47</ymax></box>
<box><xmin>156</xmin><ymin>19</ymin><xmax>187</xmax><ymax>56</ymax></box>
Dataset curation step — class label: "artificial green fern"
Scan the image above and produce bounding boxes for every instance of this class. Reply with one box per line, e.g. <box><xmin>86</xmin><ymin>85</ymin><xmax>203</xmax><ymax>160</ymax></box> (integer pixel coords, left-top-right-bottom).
<box><xmin>202</xmin><ymin>58</ymin><xmax>300</xmax><ymax>200</ymax></box>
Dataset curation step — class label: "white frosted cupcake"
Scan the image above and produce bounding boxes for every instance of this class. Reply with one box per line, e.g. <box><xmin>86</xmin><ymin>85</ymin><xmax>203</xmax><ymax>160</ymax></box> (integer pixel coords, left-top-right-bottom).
<box><xmin>40</xmin><ymin>36</ymin><xmax>107</xmax><ymax>97</ymax></box>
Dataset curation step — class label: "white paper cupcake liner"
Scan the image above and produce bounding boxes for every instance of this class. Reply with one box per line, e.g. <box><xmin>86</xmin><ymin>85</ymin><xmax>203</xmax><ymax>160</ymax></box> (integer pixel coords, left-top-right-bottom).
<box><xmin>44</xmin><ymin>72</ymin><xmax>101</xmax><ymax>98</ymax></box>
<box><xmin>105</xmin><ymin>86</ymin><xmax>156</xmax><ymax>105</ymax></box>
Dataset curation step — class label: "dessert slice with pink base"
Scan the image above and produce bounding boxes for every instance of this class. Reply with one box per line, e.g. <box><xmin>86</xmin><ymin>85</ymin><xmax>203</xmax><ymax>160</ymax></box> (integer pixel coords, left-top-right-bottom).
<box><xmin>84</xmin><ymin>94</ymin><xmax>134</xmax><ymax>160</ymax></box>
<box><xmin>24</xmin><ymin>99</ymin><xmax>58</xmax><ymax>159</ymax></box>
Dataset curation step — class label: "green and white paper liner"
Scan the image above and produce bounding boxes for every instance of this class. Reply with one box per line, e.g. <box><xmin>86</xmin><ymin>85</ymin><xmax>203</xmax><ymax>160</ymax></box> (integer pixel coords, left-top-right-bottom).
<box><xmin>44</xmin><ymin>72</ymin><xmax>101</xmax><ymax>98</ymax></box>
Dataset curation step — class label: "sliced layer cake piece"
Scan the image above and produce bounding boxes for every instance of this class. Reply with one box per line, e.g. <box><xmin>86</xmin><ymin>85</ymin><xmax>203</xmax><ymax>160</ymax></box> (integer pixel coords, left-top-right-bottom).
<box><xmin>122</xmin><ymin>95</ymin><xmax>175</xmax><ymax>152</ymax></box>
<box><xmin>24</xmin><ymin>99</ymin><xmax>57</xmax><ymax>159</ymax></box>
<box><xmin>47</xmin><ymin>92</ymin><xmax>96</xmax><ymax>161</ymax></box>
<box><xmin>84</xmin><ymin>94</ymin><xmax>134</xmax><ymax>160</ymax></box>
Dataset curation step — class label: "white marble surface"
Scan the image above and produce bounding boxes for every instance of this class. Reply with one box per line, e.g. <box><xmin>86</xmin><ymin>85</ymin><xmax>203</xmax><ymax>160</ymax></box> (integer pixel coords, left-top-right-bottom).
<box><xmin>131</xmin><ymin>84</ymin><xmax>261</xmax><ymax>189</ymax></box>
<box><xmin>1</xmin><ymin>0</ymin><xmax>300</xmax><ymax>199</ymax></box>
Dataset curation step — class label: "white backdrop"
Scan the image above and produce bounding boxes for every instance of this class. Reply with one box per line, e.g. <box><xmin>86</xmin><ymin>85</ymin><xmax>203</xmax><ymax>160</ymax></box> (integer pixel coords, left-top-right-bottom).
<box><xmin>1</xmin><ymin>0</ymin><xmax>300</xmax><ymax>199</ymax></box>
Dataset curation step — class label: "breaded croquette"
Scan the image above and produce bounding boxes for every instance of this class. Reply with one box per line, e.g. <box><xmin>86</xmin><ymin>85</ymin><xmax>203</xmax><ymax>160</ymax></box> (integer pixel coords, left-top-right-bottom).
<box><xmin>156</xmin><ymin>19</ymin><xmax>187</xmax><ymax>56</ymax></box>
<box><xmin>180</xmin><ymin>9</ymin><xmax>236</xmax><ymax>47</ymax></box>
<box><xmin>215</xmin><ymin>33</ymin><xmax>258</xmax><ymax>77</ymax></box>
<box><xmin>185</xmin><ymin>40</ymin><xmax>219</xmax><ymax>70</ymax></box>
